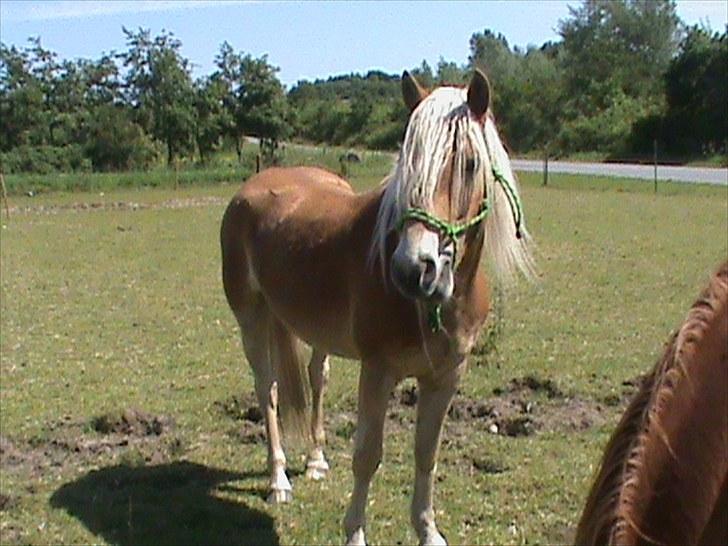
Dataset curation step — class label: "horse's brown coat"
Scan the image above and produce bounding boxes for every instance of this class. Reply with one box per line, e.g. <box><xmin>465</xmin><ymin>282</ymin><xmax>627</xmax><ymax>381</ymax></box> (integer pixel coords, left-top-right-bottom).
<box><xmin>222</xmin><ymin>165</ymin><xmax>490</xmax><ymax>377</ymax></box>
<box><xmin>575</xmin><ymin>261</ymin><xmax>728</xmax><ymax>545</ymax></box>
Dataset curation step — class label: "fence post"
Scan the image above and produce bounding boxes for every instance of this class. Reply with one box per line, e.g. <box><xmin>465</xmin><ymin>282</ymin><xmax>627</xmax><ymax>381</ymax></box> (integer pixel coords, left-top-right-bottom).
<box><xmin>174</xmin><ymin>158</ymin><xmax>179</xmax><ymax>191</ymax></box>
<box><xmin>653</xmin><ymin>139</ymin><xmax>658</xmax><ymax>194</ymax></box>
<box><xmin>543</xmin><ymin>144</ymin><xmax>549</xmax><ymax>187</ymax></box>
<box><xmin>0</xmin><ymin>172</ymin><xmax>9</xmax><ymax>219</ymax></box>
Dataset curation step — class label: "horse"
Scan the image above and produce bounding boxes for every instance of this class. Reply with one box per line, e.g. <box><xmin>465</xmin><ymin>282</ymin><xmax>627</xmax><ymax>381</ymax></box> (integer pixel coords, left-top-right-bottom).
<box><xmin>575</xmin><ymin>261</ymin><xmax>728</xmax><ymax>545</ymax></box>
<box><xmin>220</xmin><ymin>69</ymin><xmax>535</xmax><ymax>546</ymax></box>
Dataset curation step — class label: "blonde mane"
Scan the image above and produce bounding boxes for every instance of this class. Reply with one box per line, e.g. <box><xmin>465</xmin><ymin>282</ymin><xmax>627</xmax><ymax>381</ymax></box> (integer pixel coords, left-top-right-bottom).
<box><xmin>369</xmin><ymin>86</ymin><xmax>535</xmax><ymax>283</ymax></box>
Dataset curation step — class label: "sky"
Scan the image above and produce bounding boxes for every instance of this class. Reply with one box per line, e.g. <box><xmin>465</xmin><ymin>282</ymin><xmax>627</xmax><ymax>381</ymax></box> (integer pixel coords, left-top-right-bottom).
<box><xmin>1</xmin><ymin>0</ymin><xmax>726</xmax><ymax>87</ymax></box>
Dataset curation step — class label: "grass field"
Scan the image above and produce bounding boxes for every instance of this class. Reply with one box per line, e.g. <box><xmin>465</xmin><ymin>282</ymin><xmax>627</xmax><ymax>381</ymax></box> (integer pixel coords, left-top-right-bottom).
<box><xmin>1</xmin><ymin>160</ymin><xmax>726</xmax><ymax>545</ymax></box>
<box><xmin>2</xmin><ymin>144</ymin><xmax>394</xmax><ymax>197</ymax></box>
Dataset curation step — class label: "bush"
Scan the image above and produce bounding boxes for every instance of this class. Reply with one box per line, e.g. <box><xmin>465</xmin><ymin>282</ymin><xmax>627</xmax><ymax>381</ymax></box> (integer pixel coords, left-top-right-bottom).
<box><xmin>555</xmin><ymin>93</ymin><xmax>648</xmax><ymax>156</ymax></box>
<box><xmin>84</xmin><ymin>105</ymin><xmax>159</xmax><ymax>171</ymax></box>
<box><xmin>0</xmin><ymin>145</ymin><xmax>90</xmax><ymax>174</ymax></box>
<box><xmin>365</xmin><ymin>122</ymin><xmax>402</xmax><ymax>150</ymax></box>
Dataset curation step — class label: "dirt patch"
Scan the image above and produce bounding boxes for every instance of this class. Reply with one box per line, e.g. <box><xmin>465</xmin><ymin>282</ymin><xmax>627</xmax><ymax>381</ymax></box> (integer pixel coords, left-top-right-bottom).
<box><xmin>496</xmin><ymin>375</ymin><xmax>565</xmax><ymax>399</ymax></box>
<box><xmin>0</xmin><ymin>435</ymin><xmax>27</xmax><ymax>466</ymax></box>
<box><xmin>0</xmin><ymin>492</ymin><xmax>18</xmax><ymax>511</ymax></box>
<box><xmin>92</xmin><ymin>408</ymin><xmax>175</xmax><ymax>436</ymax></box>
<box><xmin>621</xmin><ymin>374</ymin><xmax>648</xmax><ymax>390</ymax></box>
<box><xmin>0</xmin><ymin>409</ymin><xmax>180</xmax><ymax>478</ymax></box>
<box><xmin>214</xmin><ymin>394</ymin><xmax>266</xmax><ymax>445</ymax></box>
<box><xmin>206</xmin><ymin>376</ymin><xmax>614</xmax><ymax>448</ymax></box>
<box><xmin>471</xmin><ymin>457</ymin><xmax>510</xmax><ymax>474</ymax></box>
<box><xmin>391</xmin><ymin>375</ymin><xmax>611</xmax><ymax>438</ymax></box>
<box><xmin>229</xmin><ymin>424</ymin><xmax>266</xmax><ymax>445</ymax></box>
<box><xmin>599</xmin><ymin>373</ymin><xmax>648</xmax><ymax>407</ymax></box>
<box><xmin>329</xmin><ymin>412</ymin><xmax>357</xmax><ymax>441</ymax></box>
<box><xmin>396</xmin><ymin>384</ymin><xmax>418</xmax><ymax>407</ymax></box>
<box><xmin>214</xmin><ymin>394</ymin><xmax>263</xmax><ymax>423</ymax></box>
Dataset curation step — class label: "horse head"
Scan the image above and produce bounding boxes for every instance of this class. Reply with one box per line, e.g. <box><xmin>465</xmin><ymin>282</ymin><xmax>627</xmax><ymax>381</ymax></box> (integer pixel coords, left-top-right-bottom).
<box><xmin>388</xmin><ymin>69</ymin><xmax>493</xmax><ymax>304</ymax></box>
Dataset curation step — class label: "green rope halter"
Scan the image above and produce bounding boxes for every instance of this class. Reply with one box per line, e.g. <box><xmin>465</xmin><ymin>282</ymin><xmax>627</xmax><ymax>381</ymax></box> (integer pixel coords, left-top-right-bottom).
<box><xmin>396</xmin><ymin>164</ymin><xmax>523</xmax><ymax>332</ymax></box>
<box><xmin>396</xmin><ymin>198</ymin><xmax>490</xmax><ymax>263</ymax></box>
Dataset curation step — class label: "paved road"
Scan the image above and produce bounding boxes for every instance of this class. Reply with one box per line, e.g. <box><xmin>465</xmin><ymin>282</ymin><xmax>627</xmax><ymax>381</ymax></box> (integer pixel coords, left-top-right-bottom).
<box><xmin>512</xmin><ymin>159</ymin><xmax>727</xmax><ymax>185</ymax></box>
<box><xmin>260</xmin><ymin>138</ymin><xmax>727</xmax><ymax>185</ymax></box>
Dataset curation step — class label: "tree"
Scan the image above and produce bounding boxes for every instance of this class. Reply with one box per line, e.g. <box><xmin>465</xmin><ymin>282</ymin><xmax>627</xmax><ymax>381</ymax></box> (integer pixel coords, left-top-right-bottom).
<box><xmin>237</xmin><ymin>55</ymin><xmax>290</xmax><ymax>146</ymax></box>
<box><xmin>469</xmin><ymin>30</ymin><xmax>519</xmax><ymax>86</ymax></box>
<box><xmin>558</xmin><ymin>0</ymin><xmax>680</xmax><ymax>112</ymax></box>
<box><xmin>410</xmin><ymin>60</ymin><xmax>435</xmax><ymax>88</ymax></box>
<box><xmin>0</xmin><ymin>43</ymin><xmax>44</xmax><ymax>150</ymax></box>
<box><xmin>468</xmin><ymin>30</ymin><xmax>565</xmax><ymax>152</ymax></box>
<box><xmin>83</xmin><ymin>104</ymin><xmax>155</xmax><ymax>170</ymax></box>
<box><xmin>547</xmin><ymin>0</ymin><xmax>682</xmax><ymax>155</ymax></box>
<box><xmin>660</xmin><ymin>26</ymin><xmax>727</xmax><ymax>154</ymax></box>
<box><xmin>81</xmin><ymin>53</ymin><xmax>123</xmax><ymax>107</ymax></box>
<box><xmin>1</xmin><ymin>38</ymin><xmax>134</xmax><ymax>171</ymax></box>
<box><xmin>121</xmin><ymin>27</ymin><xmax>197</xmax><ymax>165</ymax></box>
<box><xmin>435</xmin><ymin>58</ymin><xmax>467</xmax><ymax>85</ymax></box>
<box><xmin>194</xmin><ymin>74</ymin><xmax>231</xmax><ymax>163</ymax></box>
<box><xmin>346</xmin><ymin>90</ymin><xmax>373</xmax><ymax>139</ymax></box>
<box><xmin>501</xmin><ymin>47</ymin><xmax>565</xmax><ymax>151</ymax></box>
<box><xmin>214</xmin><ymin>43</ymin><xmax>289</xmax><ymax>162</ymax></box>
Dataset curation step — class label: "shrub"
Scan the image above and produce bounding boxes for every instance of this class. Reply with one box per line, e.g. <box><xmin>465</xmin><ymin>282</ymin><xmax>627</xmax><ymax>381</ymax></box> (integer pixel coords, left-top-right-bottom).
<box><xmin>0</xmin><ymin>144</ymin><xmax>90</xmax><ymax>174</ymax></box>
<box><xmin>83</xmin><ymin>105</ymin><xmax>159</xmax><ymax>171</ymax></box>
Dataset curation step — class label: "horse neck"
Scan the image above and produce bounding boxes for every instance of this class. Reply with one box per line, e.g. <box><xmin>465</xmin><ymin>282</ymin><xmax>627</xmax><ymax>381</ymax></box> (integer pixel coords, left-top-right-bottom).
<box><xmin>576</xmin><ymin>263</ymin><xmax>728</xmax><ymax>545</ymax></box>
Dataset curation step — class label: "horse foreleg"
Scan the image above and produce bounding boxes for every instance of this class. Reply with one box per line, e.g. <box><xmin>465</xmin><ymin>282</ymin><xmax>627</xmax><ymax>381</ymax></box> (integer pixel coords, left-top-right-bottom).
<box><xmin>306</xmin><ymin>349</ymin><xmax>330</xmax><ymax>480</ymax></box>
<box><xmin>344</xmin><ymin>363</ymin><xmax>396</xmax><ymax>546</ymax></box>
<box><xmin>411</xmin><ymin>365</ymin><xmax>463</xmax><ymax>546</ymax></box>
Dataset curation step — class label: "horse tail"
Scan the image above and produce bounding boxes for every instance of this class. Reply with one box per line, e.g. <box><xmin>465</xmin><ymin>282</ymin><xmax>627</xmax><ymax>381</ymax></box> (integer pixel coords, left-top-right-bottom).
<box><xmin>482</xmin><ymin>115</ymin><xmax>537</xmax><ymax>284</ymax></box>
<box><xmin>267</xmin><ymin>317</ymin><xmax>311</xmax><ymax>443</ymax></box>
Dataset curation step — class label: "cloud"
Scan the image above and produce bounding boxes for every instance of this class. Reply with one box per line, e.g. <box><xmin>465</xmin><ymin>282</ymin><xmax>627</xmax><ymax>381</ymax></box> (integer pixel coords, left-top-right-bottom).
<box><xmin>1</xmin><ymin>0</ymin><xmax>248</xmax><ymax>23</ymax></box>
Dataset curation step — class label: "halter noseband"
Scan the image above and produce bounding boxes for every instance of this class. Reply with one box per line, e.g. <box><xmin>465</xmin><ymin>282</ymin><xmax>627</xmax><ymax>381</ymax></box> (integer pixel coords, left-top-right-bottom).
<box><xmin>396</xmin><ymin>164</ymin><xmax>523</xmax><ymax>259</ymax></box>
<box><xmin>395</xmin><ymin>164</ymin><xmax>523</xmax><ymax>332</ymax></box>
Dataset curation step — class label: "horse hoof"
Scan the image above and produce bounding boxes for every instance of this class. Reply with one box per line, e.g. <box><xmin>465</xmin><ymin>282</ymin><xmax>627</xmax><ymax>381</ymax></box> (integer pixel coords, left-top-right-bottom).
<box><xmin>420</xmin><ymin>531</ymin><xmax>447</xmax><ymax>546</ymax></box>
<box><xmin>267</xmin><ymin>488</ymin><xmax>293</xmax><ymax>504</ymax></box>
<box><xmin>305</xmin><ymin>459</ymin><xmax>330</xmax><ymax>481</ymax></box>
<box><xmin>345</xmin><ymin>528</ymin><xmax>366</xmax><ymax>546</ymax></box>
<box><xmin>305</xmin><ymin>466</ymin><xmax>328</xmax><ymax>481</ymax></box>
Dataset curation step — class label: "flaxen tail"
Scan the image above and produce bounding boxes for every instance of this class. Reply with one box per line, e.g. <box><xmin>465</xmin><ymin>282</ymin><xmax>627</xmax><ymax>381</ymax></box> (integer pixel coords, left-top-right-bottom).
<box><xmin>268</xmin><ymin>317</ymin><xmax>311</xmax><ymax>443</ymax></box>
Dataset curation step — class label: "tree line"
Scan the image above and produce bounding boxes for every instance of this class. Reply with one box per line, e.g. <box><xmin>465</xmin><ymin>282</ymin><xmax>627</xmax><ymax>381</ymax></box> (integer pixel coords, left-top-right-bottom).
<box><xmin>1</xmin><ymin>0</ymin><xmax>725</xmax><ymax>174</ymax></box>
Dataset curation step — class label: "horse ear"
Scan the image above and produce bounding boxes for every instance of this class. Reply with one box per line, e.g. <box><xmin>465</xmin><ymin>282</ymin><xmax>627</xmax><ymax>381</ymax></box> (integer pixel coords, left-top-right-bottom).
<box><xmin>467</xmin><ymin>69</ymin><xmax>491</xmax><ymax>119</ymax></box>
<box><xmin>401</xmin><ymin>71</ymin><xmax>428</xmax><ymax>113</ymax></box>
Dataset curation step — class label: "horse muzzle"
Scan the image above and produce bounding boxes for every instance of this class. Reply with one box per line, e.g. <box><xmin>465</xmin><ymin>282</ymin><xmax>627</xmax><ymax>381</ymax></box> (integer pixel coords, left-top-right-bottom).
<box><xmin>390</xmin><ymin>227</ymin><xmax>454</xmax><ymax>302</ymax></box>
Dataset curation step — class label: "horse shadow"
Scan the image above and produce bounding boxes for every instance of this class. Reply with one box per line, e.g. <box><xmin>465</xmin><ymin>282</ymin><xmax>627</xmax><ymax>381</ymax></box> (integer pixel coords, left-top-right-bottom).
<box><xmin>50</xmin><ymin>461</ymin><xmax>279</xmax><ymax>546</ymax></box>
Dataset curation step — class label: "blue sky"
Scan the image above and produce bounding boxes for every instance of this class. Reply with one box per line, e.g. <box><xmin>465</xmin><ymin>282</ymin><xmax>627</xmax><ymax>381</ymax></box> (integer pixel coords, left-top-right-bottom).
<box><xmin>1</xmin><ymin>1</ymin><xmax>726</xmax><ymax>87</ymax></box>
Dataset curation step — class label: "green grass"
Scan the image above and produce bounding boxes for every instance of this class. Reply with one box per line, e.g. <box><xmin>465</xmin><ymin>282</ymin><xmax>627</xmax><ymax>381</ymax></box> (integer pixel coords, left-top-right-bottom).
<box><xmin>2</xmin><ymin>144</ymin><xmax>394</xmax><ymax>197</ymax></box>
<box><xmin>1</xmin><ymin>163</ymin><xmax>726</xmax><ymax>545</ymax></box>
<box><xmin>4</xmin><ymin>164</ymin><xmax>250</xmax><ymax>196</ymax></box>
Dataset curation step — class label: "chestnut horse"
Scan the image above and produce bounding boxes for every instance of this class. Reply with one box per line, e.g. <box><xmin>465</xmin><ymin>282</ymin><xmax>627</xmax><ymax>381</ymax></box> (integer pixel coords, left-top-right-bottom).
<box><xmin>221</xmin><ymin>70</ymin><xmax>534</xmax><ymax>546</ymax></box>
<box><xmin>575</xmin><ymin>261</ymin><xmax>728</xmax><ymax>545</ymax></box>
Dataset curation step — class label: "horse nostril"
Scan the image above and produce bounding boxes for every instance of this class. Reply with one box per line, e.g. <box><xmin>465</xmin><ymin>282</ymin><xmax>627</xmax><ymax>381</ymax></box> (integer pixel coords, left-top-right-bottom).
<box><xmin>419</xmin><ymin>255</ymin><xmax>438</xmax><ymax>294</ymax></box>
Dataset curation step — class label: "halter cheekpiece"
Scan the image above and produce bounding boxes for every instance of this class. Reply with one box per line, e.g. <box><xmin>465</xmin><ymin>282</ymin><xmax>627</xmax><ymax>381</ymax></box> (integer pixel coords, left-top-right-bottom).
<box><xmin>396</xmin><ymin>163</ymin><xmax>524</xmax><ymax>333</ymax></box>
<box><xmin>396</xmin><ymin>164</ymin><xmax>523</xmax><ymax>260</ymax></box>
